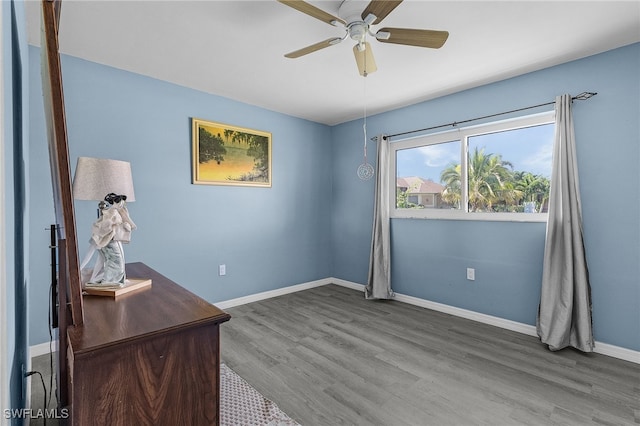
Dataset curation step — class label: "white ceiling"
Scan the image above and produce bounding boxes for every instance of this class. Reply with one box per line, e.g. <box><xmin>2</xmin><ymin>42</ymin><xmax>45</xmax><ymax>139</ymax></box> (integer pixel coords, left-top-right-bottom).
<box><xmin>26</xmin><ymin>1</ymin><xmax>640</xmax><ymax>125</ymax></box>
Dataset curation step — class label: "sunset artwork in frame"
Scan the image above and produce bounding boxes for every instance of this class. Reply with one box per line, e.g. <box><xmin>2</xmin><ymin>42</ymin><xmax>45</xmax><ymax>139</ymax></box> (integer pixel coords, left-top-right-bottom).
<box><xmin>192</xmin><ymin>118</ymin><xmax>272</xmax><ymax>187</ymax></box>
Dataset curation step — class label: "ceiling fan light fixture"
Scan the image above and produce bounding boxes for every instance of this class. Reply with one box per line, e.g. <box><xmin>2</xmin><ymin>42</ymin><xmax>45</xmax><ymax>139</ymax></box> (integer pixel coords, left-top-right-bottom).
<box><xmin>353</xmin><ymin>42</ymin><xmax>377</xmax><ymax>77</ymax></box>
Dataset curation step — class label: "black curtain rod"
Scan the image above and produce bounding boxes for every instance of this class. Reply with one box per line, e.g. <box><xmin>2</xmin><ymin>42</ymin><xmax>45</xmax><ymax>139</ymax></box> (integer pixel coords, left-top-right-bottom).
<box><xmin>383</xmin><ymin>92</ymin><xmax>597</xmax><ymax>140</ymax></box>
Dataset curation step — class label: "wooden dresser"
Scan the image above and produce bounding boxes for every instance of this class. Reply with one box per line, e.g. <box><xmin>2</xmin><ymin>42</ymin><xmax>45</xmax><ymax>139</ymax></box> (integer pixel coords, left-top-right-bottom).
<box><xmin>65</xmin><ymin>262</ymin><xmax>231</xmax><ymax>425</ymax></box>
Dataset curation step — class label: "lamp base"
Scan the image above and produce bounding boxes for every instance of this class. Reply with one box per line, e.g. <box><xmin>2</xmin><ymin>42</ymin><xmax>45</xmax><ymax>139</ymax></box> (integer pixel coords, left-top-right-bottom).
<box><xmin>83</xmin><ymin>278</ymin><xmax>152</xmax><ymax>298</ymax></box>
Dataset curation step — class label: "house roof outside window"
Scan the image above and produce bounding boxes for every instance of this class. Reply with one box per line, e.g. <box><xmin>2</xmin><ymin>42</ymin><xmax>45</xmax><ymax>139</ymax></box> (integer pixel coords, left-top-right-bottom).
<box><xmin>397</xmin><ymin>177</ymin><xmax>445</xmax><ymax>194</ymax></box>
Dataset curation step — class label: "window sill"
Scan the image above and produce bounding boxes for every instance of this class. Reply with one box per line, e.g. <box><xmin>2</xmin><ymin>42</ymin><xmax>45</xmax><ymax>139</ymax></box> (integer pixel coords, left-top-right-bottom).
<box><xmin>391</xmin><ymin>210</ymin><xmax>548</xmax><ymax>223</ymax></box>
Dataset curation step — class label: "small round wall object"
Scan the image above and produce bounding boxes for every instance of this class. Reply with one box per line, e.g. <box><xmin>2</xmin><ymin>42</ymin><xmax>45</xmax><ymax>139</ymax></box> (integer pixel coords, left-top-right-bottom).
<box><xmin>357</xmin><ymin>162</ymin><xmax>374</xmax><ymax>180</ymax></box>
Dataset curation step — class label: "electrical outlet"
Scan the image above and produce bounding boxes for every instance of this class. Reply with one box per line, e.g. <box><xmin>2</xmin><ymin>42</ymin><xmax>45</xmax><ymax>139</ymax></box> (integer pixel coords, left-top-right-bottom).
<box><xmin>218</xmin><ymin>264</ymin><xmax>226</xmax><ymax>276</ymax></box>
<box><xmin>466</xmin><ymin>268</ymin><xmax>475</xmax><ymax>281</ymax></box>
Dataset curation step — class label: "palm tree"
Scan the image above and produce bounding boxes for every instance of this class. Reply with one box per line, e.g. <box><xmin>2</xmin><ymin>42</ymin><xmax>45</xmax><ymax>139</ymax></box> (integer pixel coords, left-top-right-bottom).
<box><xmin>440</xmin><ymin>163</ymin><xmax>462</xmax><ymax>208</ymax></box>
<box><xmin>440</xmin><ymin>147</ymin><xmax>518</xmax><ymax>212</ymax></box>
<box><xmin>514</xmin><ymin>171</ymin><xmax>550</xmax><ymax>212</ymax></box>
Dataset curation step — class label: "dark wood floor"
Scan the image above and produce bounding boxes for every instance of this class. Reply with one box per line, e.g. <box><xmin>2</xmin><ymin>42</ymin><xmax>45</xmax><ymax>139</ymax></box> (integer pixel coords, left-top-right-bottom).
<box><xmin>220</xmin><ymin>284</ymin><xmax>640</xmax><ymax>426</ymax></box>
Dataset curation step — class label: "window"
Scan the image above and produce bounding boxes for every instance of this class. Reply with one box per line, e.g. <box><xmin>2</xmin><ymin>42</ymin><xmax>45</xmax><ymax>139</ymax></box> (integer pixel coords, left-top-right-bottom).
<box><xmin>391</xmin><ymin>112</ymin><xmax>555</xmax><ymax>221</ymax></box>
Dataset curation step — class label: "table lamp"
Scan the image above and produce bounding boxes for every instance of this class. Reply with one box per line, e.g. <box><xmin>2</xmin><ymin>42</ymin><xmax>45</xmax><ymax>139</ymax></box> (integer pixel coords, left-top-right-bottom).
<box><xmin>73</xmin><ymin>156</ymin><xmax>135</xmax><ymax>214</ymax></box>
<box><xmin>73</xmin><ymin>157</ymin><xmax>136</xmax><ymax>289</ymax></box>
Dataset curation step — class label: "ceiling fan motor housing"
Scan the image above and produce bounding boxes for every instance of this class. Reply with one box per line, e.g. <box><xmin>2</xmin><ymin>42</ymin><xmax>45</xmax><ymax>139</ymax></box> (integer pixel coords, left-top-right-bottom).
<box><xmin>348</xmin><ymin>22</ymin><xmax>368</xmax><ymax>43</ymax></box>
<box><xmin>340</xmin><ymin>1</ymin><xmax>378</xmax><ymax>44</ymax></box>
<box><xmin>339</xmin><ymin>0</ymin><xmax>368</xmax><ymax>24</ymax></box>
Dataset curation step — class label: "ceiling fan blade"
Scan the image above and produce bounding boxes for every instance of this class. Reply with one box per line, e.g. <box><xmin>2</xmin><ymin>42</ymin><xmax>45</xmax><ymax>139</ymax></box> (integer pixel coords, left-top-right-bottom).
<box><xmin>353</xmin><ymin>42</ymin><xmax>377</xmax><ymax>77</ymax></box>
<box><xmin>278</xmin><ymin>0</ymin><xmax>346</xmax><ymax>26</ymax></box>
<box><xmin>361</xmin><ymin>0</ymin><xmax>403</xmax><ymax>25</ymax></box>
<box><xmin>377</xmin><ymin>27</ymin><xmax>449</xmax><ymax>49</ymax></box>
<box><xmin>285</xmin><ymin>37</ymin><xmax>343</xmax><ymax>59</ymax></box>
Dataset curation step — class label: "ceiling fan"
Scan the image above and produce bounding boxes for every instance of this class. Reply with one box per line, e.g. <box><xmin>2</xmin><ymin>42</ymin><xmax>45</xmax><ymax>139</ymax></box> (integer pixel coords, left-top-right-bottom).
<box><xmin>277</xmin><ymin>0</ymin><xmax>449</xmax><ymax>76</ymax></box>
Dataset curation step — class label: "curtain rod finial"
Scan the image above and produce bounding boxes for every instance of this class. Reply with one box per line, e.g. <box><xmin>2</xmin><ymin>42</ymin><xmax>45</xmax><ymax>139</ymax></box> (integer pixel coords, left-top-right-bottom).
<box><xmin>574</xmin><ymin>92</ymin><xmax>597</xmax><ymax>101</ymax></box>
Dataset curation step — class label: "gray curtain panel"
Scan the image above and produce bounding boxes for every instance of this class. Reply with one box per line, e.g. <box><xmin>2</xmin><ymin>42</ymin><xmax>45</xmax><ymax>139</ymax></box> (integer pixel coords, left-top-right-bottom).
<box><xmin>537</xmin><ymin>94</ymin><xmax>594</xmax><ymax>352</ymax></box>
<box><xmin>366</xmin><ymin>135</ymin><xmax>393</xmax><ymax>300</ymax></box>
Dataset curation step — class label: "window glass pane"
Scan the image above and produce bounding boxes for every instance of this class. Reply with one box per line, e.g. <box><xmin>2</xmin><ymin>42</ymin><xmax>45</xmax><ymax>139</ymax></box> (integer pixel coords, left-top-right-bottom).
<box><xmin>396</xmin><ymin>140</ymin><xmax>461</xmax><ymax>210</ymax></box>
<box><xmin>467</xmin><ymin>123</ymin><xmax>554</xmax><ymax>213</ymax></box>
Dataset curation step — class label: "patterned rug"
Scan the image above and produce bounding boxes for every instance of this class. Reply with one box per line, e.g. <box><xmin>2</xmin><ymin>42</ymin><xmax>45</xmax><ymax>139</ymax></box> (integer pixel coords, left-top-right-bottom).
<box><xmin>220</xmin><ymin>363</ymin><xmax>300</xmax><ymax>426</ymax></box>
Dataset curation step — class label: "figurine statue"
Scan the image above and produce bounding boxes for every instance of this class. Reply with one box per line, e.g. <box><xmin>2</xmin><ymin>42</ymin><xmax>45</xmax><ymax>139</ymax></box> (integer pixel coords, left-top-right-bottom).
<box><xmin>80</xmin><ymin>194</ymin><xmax>136</xmax><ymax>288</ymax></box>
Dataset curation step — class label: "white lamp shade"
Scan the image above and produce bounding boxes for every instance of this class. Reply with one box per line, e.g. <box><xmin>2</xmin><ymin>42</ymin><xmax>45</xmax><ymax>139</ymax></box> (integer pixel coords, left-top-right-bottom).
<box><xmin>73</xmin><ymin>157</ymin><xmax>135</xmax><ymax>202</ymax></box>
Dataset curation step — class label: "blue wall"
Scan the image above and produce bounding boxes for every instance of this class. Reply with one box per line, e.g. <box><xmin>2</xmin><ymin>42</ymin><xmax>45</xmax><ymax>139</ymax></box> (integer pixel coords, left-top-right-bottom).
<box><xmin>3</xmin><ymin>0</ymin><xmax>30</xmax><ymax>420</ymax></box>
<box><xmin>27</xmin><ymin>43</ymin><xmax>639</xmax><ymax>353</ymax></box>
<box><xmin>28</xmin><ymin>50</ymin><xmax>334</xmax><ymax>346</ymax></box>
<box><xmin>332</xmin><ymin>43</ymin><xmax>640</xmax><ymax>351</ymax></box>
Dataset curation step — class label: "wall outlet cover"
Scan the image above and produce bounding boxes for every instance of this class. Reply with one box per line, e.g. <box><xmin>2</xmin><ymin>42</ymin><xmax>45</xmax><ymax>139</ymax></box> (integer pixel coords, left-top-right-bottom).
<box><xmin>466</xmin><ymin>268</ymin><xmax>475</xmax><ymax>281</ymax></box>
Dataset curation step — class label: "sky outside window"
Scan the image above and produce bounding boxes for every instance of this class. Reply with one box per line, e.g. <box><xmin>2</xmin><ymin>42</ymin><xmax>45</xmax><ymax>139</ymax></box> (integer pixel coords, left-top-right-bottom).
<box><xmin>397</xmin><ymin>124</ymin><xmax>554</xmax><ymax>181</ymax></box>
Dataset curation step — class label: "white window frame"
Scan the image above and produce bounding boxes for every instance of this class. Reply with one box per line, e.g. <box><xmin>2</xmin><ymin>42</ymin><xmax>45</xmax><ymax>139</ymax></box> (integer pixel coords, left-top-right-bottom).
<box><xmin>389</xmin><ymin>111</ymin><xmax>555</xmax><ymax>222</ymax></box>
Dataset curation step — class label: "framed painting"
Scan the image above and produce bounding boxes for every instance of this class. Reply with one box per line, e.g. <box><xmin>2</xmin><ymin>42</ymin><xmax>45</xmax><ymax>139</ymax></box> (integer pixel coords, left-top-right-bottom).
<box><xmin>192</xmin><ymin>118</ymin><xmax>272</xmax><ymax>187</ymax></box>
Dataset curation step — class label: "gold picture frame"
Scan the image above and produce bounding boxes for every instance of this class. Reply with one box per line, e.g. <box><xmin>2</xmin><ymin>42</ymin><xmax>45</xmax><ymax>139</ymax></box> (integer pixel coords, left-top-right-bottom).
<box><xmin>192</xmin><ymin>118</ymin><xmax>272</xmax><ymax>187</ymax></box>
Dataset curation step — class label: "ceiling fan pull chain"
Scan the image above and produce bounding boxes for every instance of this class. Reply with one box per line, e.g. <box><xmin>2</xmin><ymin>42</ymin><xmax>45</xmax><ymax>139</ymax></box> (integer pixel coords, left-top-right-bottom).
<box><xmin>364</xmin><ymin>73</ymin><xmax>368</xmax><ymax>154</ymax></box>
<box><xmin>357</xmin><ymin>74</ymin><xmax>374</xmax><ymax>181</ymax></box>
<box><xmin>363</xmin><ymin>119</ymin><xmax>368</xmax><ymax>161</ymax></box>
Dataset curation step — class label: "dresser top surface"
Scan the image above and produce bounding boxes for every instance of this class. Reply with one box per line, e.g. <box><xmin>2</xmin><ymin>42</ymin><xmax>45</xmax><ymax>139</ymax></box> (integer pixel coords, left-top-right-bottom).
<box><xmin>67</xmin><ymin>262</ymin><xmax>230</xmax><ymax>353</ymax></box>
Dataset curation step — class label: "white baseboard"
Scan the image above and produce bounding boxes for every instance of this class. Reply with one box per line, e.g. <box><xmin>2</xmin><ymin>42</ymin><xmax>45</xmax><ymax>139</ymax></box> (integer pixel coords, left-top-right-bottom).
<box><xmin>213</xmin><ymin>278</ymin><xmax>333</xmax><ymax>310</ymax></box>
<box><xmin>29</xmin><ymin>340</ymin><xmax>57</xmax><ymax>358</ymax></box>
<box><xmin>329</xmin><ymin>278</ymin><xmax>640</xmax><ymax>364</ymax></box>
<box><xmin>30</xmin><ymin>277</ymin><xmax>639</xmax><ymax>365</ymax></box>
<box><xmin>593</xmin><ymin>341</ymin><xmax>640</xmax><ymax>364</ymax></box>
<box><xmin>330</xmin><ymin>279</ymin><xmax>538</xmax><ymax>337</ymax></box>
<box><xmin>393</xmin><ymin>292</ymin><xmax>539</xmax><ymax>337</ymax></box>
<box><xmin>330</xmin><ymin>278</ymin><xmax>366</xmax><ymax>292</ymax></box>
